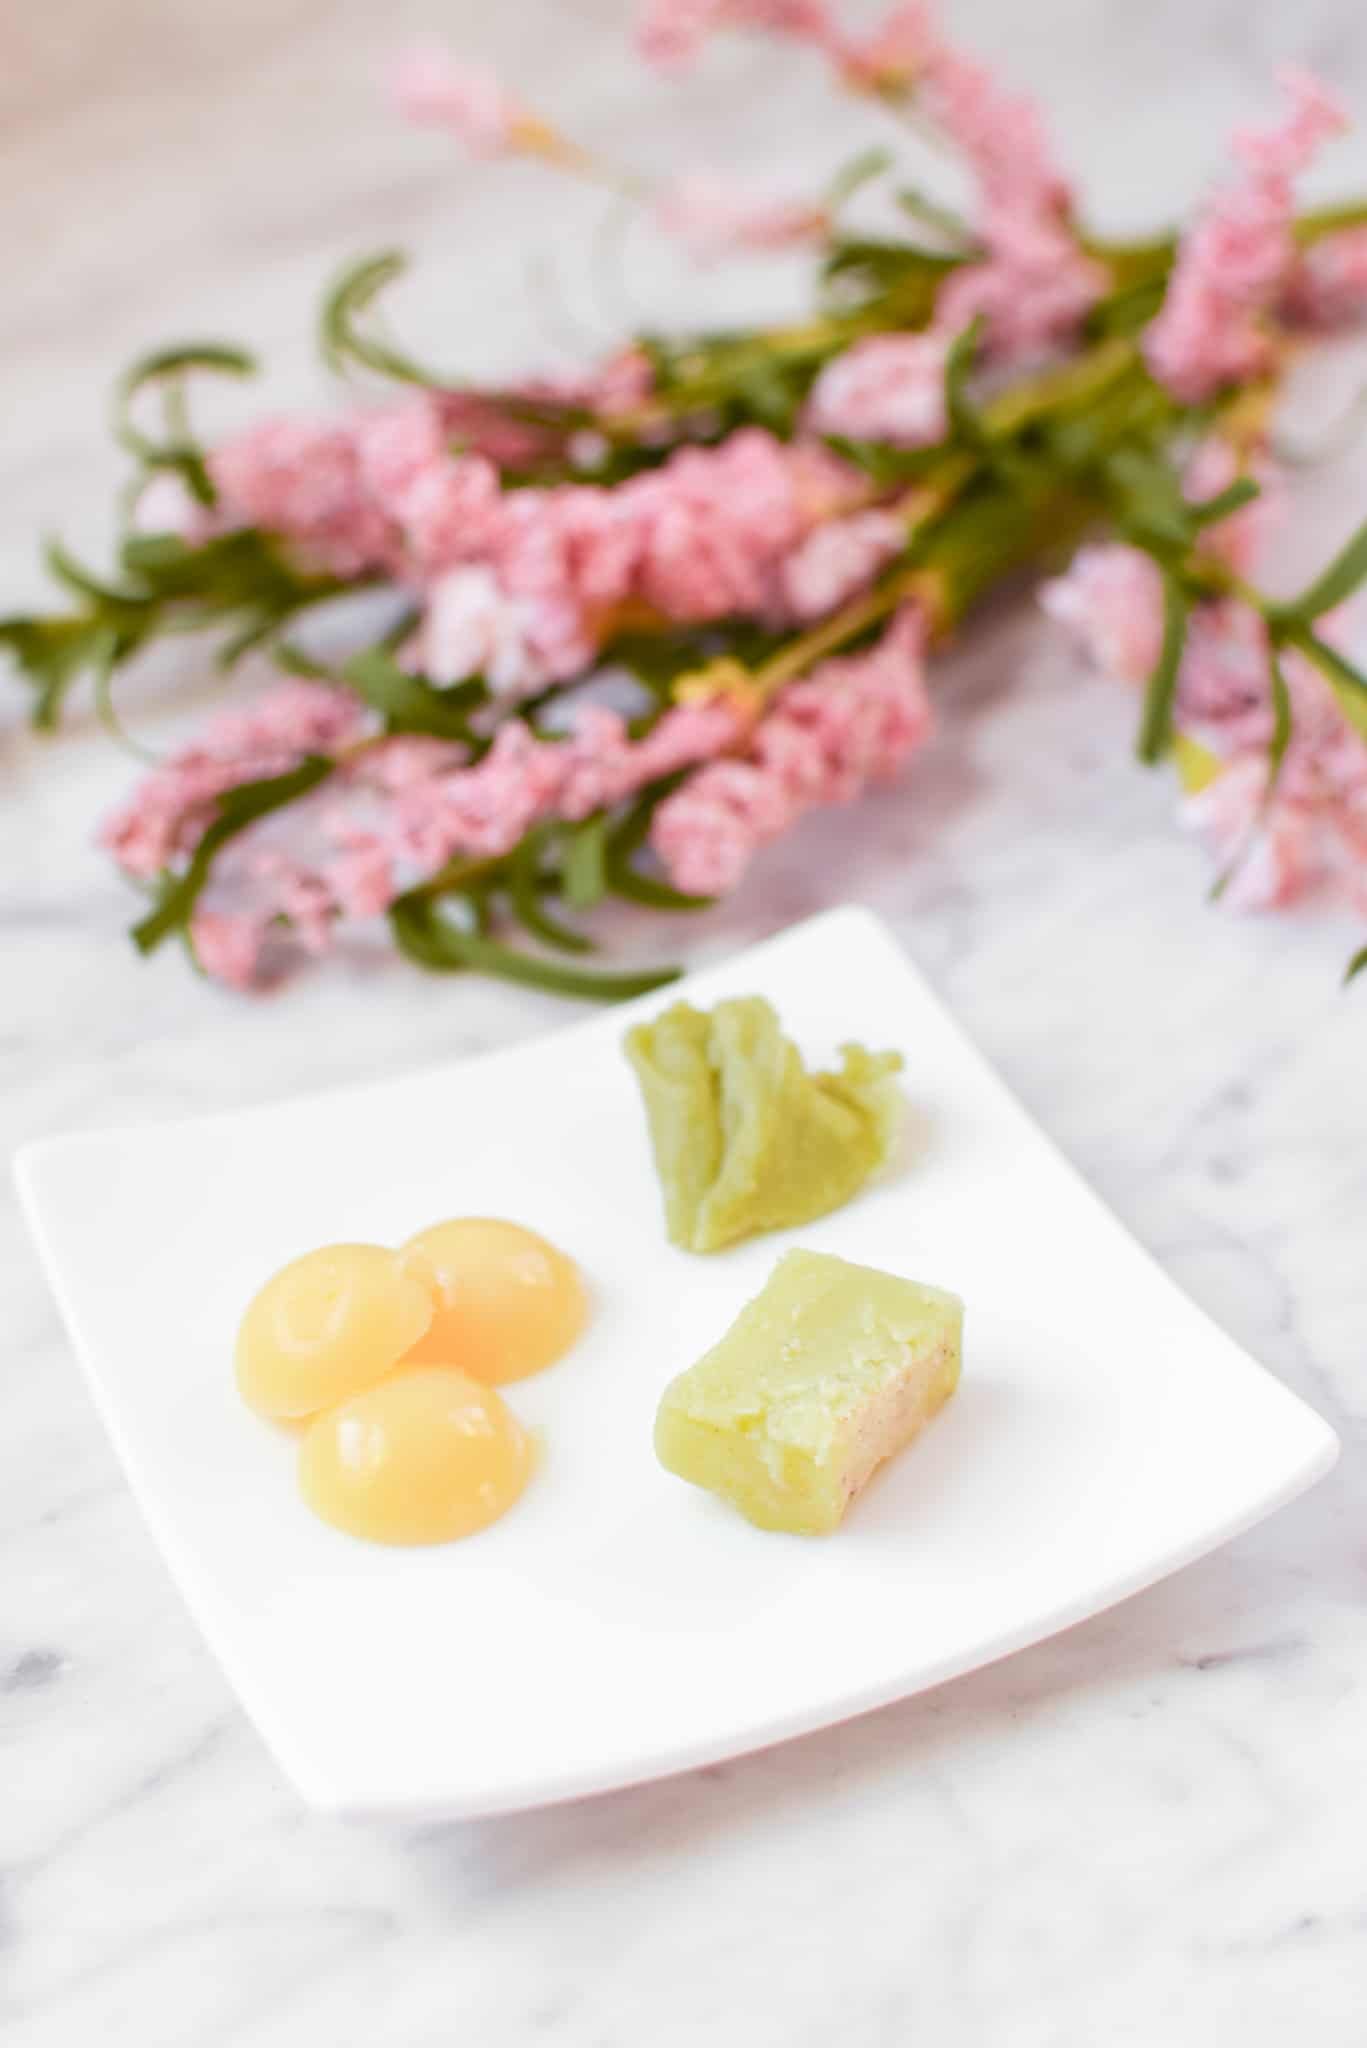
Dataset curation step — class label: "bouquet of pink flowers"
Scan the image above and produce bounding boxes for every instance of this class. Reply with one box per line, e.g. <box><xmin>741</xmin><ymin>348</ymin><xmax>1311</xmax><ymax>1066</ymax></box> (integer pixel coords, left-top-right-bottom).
<box><xmin>6</xmin><ymin>2</ymin><xmax>1367</xmax><ymax>994</ymax></box>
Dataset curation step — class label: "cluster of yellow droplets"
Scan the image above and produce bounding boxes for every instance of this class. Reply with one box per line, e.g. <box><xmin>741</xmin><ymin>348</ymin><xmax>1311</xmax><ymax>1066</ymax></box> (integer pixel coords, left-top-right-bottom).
<box><xmin>236</xmin><ymin>1219</ymin><xmax>587</xmax><ymax>1546</ymax></box>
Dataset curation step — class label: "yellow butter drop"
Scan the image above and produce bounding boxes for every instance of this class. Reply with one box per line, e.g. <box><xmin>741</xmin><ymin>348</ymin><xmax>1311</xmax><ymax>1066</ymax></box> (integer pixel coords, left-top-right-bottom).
<box><xmin>399</xmin><ymin>1217</ymin><xmax>587</xmax><ymax>1384</ymax></box>
<box><xmin>299</xmin><ymin>1367</ymin><xmax>531</xmax><ymax>1546</ymax></box>
<box><xmin>655</xmin><ymin>1248</ymin><xmax>962</xmax><ymax>1535</ymax></box>
<box><xmin>625</xmin><ymin>997</ymin><xmax>903</xmax><ymax>1254</ymax></box>
<box><xmin>235</xmin><ymin>1243</ymin><xmax>434</xmax><ymax>1421</ymax></box>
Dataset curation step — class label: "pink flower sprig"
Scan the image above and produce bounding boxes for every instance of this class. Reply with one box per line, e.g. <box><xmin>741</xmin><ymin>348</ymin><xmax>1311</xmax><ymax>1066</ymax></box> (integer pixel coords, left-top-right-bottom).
<box><xmin>388</xmin><ymin>40</ymin><xmax>585</xmax><ymax>167</ymax></box>
<box><xmin>1145</xmin><ymin>67</ymin><xmax>1347</xmax><ymax>400</ymax></box>
<box><xmin>118</xmin><ymin>678</ymin><xmax>745</xmax><ymax>988</ymax></box>
<box><xmin>651</xmin><ymin>606</ymin><xmax>932</xmax><ymax>893</ymax></box>
<box><xmin>1042</xmin><ymin>539</ymin><xmax>1367</xmax><ymax>914</ymax></box>
<box><xmin>637</xmin><ymin>0</ymin><xmax>835</xmax><ymax>72</ymax></box>
<box><xmin>653</xmin><ymin>171</ymin><xmax>830</xmax><ymax>263</ymax></box>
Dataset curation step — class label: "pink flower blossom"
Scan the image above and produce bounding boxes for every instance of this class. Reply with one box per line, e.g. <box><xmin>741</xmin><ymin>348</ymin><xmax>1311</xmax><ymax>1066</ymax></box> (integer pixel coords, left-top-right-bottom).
<box><xmin>390</xmin><ymin>455</ymin><xmax>503</xmax><ymax>577</ymax></box>
<box><xmin>780</xmin><ymin>509</ymin><xmax>905</xmax><ymax>620</ymax></box>
<box><xmin>804</xmin><ymin>333</ymin><xmax>949</xmax><ymax>446</ymax></box>
<box><xmin>651</xmin><ymin>606</ymin><xmax>931</xmax><ymax>892</ymax></box>
<box><xmin>1182</xmin><ymin>759</ymin><xmax>1316</xmax><ymax>910</ymax></box>
<box><xmin>524</xmin><ymin>346</ymin><xmax>657</xmax><ymax>420</ymax></box>
<box><xmin>208</xmin><ymin>417</ymin><xmax>395</xmax><ymax>579</ymax></box>
<box><xmin>637</xmin><ymin>0</ymin><xmax>721</xmax><ymax>67</ymax></box>
<box><xmin>169</xmin><ymin>691</ymin><xmax>748</xmax><ymax>986</ymax></box>
<box><xmin>589</xmin><ymin>346</ymin><xmax>657</xmax><ymax>419</ymax></box>
<box><xmin>188</xmin><ymin>908</ymin><xmax>267</xmax><ymax>990</ymax></box>
<box><xmin>350</xmin><ymin>396</ymin><xmax>449</xmax><ymax>504</ymax></box>
<box><xmin>1045</xmin><ymin>544</ymin><xmax>1367</xmax><ymax>915</ymax></box>
<box><xmin>627</xmin><ymin>428</ymin><xmax>812</xmax><ymax>619</ymax></box>
<box><xmin>935</xmin><ymin>218</ymin><xmax>1103</xmax><ymax>364</ymax></box>
<box><xmin>839</xmin><ymin>3</ymin><xmax>935</xmax><ymax>90</ymax></box>
<box><xmin>920</xmin><ymin>40</ymin><xmax>1073</xmax><ymax>221</ymax></box>
<box><xmin>1145</xmin><ymin>68</ymin><xmax>1347</xmax><ymax>401</ymax></box>
<box><xmin>637</xmin><ymin>0</ymin><xmax>833</xmax><ymax>69</ymax></box>
<box><xmin>1283</xmin><ymin>226</ymin><xmax>1367</xmax><ymax>328</ymax></box>
<box><xmin>1182</xmin><ymin>435</ymin><xmax>1278</xmax><ymax>576</ymax></box>
<box><xmin>654</xmin><ymin>172</ymin><xmax>828</xmax><ymax>263</ymax></box>
<box><xmin>101</xmin><ymin>680</ymin><xmax>369</xmax><ymax>879</ymax></box>
<box><xmin>1039</xmin><ymin>544</ymin><xmax>1166</xmax><ymax>683</ymax></box>
<box><xmin>413</xmin><ymin>565</ymin><xmax>560</xmax><ymax>697</ymax></box>
<box><xmin>323</xmin><ymin>835</ymin><xmax>398</xmax><ymax>920</ymax></box>
<box><xmin>388</xmin><ymin>41</ymin><xmax>523</xmax><ymax>156</ymax></box>
<box><xmin>1179</xmin><ymin>648</ymin><xmax>1367</xmax><ymax>914</ymax></box>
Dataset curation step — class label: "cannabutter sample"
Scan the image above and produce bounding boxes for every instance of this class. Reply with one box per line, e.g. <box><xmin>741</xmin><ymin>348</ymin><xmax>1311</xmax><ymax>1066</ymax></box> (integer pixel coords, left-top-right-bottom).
<box><xmin>655</xmin><ymin>1248</ymin><xmax>963</xmax><ymax>1535</ymax></box>
<box><xmin>624</xmin><ymin>996</ymin><xmax>903</xmax><ymax>1254</ymax></box>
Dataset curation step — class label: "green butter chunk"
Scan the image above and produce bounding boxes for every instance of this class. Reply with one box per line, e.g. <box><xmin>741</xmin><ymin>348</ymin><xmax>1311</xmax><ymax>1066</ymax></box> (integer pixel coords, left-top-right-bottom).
<box><xmin>624</xmin><ymin>996</ymin><xmax>903</xmax><ymax>1254</ymax></box>
<box><xmin>655</xmin><ymin>1248</ymin><xmax>963</xmax><ymax>1535</ymax></box>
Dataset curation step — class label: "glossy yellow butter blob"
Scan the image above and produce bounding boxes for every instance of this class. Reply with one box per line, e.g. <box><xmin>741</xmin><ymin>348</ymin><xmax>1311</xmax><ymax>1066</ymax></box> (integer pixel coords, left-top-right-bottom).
<box><xmin>235</xmin><ymin>1243</ymin><xmax>433</xmax><ymax>1420</ymax></box>
<box><xmin>298</xmin><ymin>1367</ymin><xmax>531</xmax><ymax>1545</ymax></box>
<box><xmin>400</xmin><ymin>1217</ymin><xmax>587</xmax><ymax>1384</ymax></box>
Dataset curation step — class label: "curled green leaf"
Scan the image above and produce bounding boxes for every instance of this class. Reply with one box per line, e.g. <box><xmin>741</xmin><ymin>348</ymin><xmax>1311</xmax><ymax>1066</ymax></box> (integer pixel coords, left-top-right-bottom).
<box><xmin>509</xmin><ymin>832</ymin><xmax>595</xmax><ymax>954</ymax></box>
<box><xmin>112</xmin><ymin>342</ymin><xmax>257</xmax><ymax>504</ymax></box>
<box><xmin>1265</xmin><ymin>644</ymin><xmax>1294</xmax><ymax>800</ymax></box>
<box><xmin>1278</xmin><ymin>513</ymin><xmax>1367</xmax><ymax>625</ymax></box>
<box><xmin>1136</xmin><ymin>572</ymin><xmax>1189</xmax><ymax>763</ymax></box>
<box><xmin>390</xmin><ymin>895</ymin><xmax>678</xmax><ymax>1000</ymax></box>
<box><xmin>1281</xmin><ymin>624</ymin><xmax>1367</xmax><ymax>743</ymax></box>
<box><xmin>943</xmin><ymin>315</ymin><xmax>987</xmax><ymax>448</ymax></box>
<box><xmin>1187</xmin><ymin>476</ymin><xmax>1261</xmax><ymax>531</ymax></box>
<box><xmin>605</xmin><ymin>784</ymin><xmax>714</xmax><ymax>911</ymax></box>
<box><xmin>826</xmin><ymin>146</ymin><xmax>894</xmax><ymax>212</ymax></box>
<box><xmin>319</xmin><ymin>250</ymin><xmax>446</xmax><ymax>386</ymax></box>
<box><xmin>562</xmin><ymin>812</ymin><xmax>610</xmax><ymax>909</ymax></box>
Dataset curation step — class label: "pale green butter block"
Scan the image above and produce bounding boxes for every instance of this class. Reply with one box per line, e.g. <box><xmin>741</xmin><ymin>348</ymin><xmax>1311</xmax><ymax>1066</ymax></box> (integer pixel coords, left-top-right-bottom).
<box><xmin>655</xmin><ymin>1248</ymin><xmax>963</xmax><ymax>1535</ymax></box>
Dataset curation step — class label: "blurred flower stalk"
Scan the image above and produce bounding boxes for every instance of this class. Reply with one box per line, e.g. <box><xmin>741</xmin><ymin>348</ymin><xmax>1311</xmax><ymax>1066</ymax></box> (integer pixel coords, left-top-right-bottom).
<box><xmin>6</xmin><ymin>1</ymin><xmax>1367</xmax><ymax>992</ymax></box>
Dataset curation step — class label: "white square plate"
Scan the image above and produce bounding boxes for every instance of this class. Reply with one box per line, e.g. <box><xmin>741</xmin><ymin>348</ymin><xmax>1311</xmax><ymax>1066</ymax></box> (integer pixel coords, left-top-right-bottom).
<box><xmin>16</xmin><ymin>909</ymin><xmax>1336</xmax><ymax>1819</ymax></box>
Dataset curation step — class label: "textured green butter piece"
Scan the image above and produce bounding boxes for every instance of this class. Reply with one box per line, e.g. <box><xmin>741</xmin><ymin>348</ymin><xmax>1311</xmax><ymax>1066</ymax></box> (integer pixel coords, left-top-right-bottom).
<box><xmin>624</xmin><ymin>996</ymin><xmax>903</xmax><ymax>1254</ymax></box>
<box><xmin>655</xmin><ymin>1248</ymin><xmax>963</xmax><ymax>1535</ymax></box>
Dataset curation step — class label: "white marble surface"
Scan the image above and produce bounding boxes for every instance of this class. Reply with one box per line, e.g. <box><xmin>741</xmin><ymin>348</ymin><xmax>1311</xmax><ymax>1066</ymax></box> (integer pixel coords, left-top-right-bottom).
<box><xmin>4</xmin><ymin>3</ymin><xmax>1367</xmax><ymax>2042</ymax></box>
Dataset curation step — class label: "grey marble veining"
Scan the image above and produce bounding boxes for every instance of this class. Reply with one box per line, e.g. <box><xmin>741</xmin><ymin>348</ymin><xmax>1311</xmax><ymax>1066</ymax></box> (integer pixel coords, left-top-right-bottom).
<box><xmin>3</xmin><ymin>3</ymin><xmax>1367</xmax><ymax>2042</ymax></box>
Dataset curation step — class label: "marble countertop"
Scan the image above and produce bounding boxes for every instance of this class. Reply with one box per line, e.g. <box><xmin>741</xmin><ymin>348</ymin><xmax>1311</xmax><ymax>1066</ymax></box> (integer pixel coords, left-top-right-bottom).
<box><xmin>3</xmin><ymin>4</ymin><xmax>1367</xmax><ymax>2041</ymax></box>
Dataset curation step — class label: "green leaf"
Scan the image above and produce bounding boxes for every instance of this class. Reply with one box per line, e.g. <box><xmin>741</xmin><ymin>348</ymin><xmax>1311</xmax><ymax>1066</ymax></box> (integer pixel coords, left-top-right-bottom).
<box><xmin>341</xmin><ymin>646</ymin><xmax>485</xmax><ymax>740</ymax></box>
<box><xmin>42</xmin><ymin>538</ymin><xmax>145</xmax><ymax>610</ymax></box>
<box><xmin>817</xmin><ymin>434</ymin><xmax>943</xmax><ymax>486</ymax></box>
<box><xmin>562</xmin><ymin>813</ymin><xmax>610</xmax><ymax>909</ymax></box>
<box><xmin>826</xmin><ymin>146</ymin><xmax>894</xmax><ymax>211</ymax></box>
<box><xmin>1188</xmin><ymin>477</ymin><xmax>1260</xmax><ymax>531</ymax></box>
<box><xmin>606</xmin><ymin>864</ymin><xmax>715</xmax><ymax>912</ymax></box>
<box><xmin>943</xmin><ymin>316</ymin><xmax>987</xmax><ymax>448</ymax></box>
<box><xmin>1280</xmin><ymin>514</ymin><xmax>1367</xmax><ymax>624</ymax></box>
<box><xmin>389</xmin><ymin>896</ymin><xmax>678</xmax><ymax>1000</ymax></box>
<box><xmin>0</xmin><ymin>613</ymin><xmax>140</xmax><ymax>731</ymax></box>
<box><xmin>1265</xmin><ymin>644</ymin><xmax>1294</xmax><ymax>801</ymax></box>
<box><xmin>893</xmin><ymin>186</ymin><xmax>974</xmax><ymax>248</ymax></box>
<box><xmin>89</xmin><ymin>626</ymin><xmax>159</xmax><ymax>762</ymax></box>
<box><xmin>1212</xmin><ymin>641</ymin><xmax>1296</xmax><ymax>901</ymax></box>
<box><xmin>1282</xmin><ymin>625</ymin><xmax>1367</xmax><ymax>743</ymax></box>
<box><xmin>605</xmin><ymin>783</ymin><xmax>715</xmax><ymax>911</ymax></box>
<box><xmin>112</xmin><ymin>342</ymin><xmax>256</xmax><ymax>503</ymax></box>
<box><xmin>1344</xmin><ymin>944</ymin><xmax>1367</xmax><ymax>986</ymax></box>
<box><xmin>1105</xmin><ymin>445</ymin><xmax>1194</xmax><ymax>552</ymax></box>
<box><xmin>319</xmin><ymin>250</ymin><xmax>443</xmax><ymax>386</ymax></box>
<box><xmin>132</xmin><ymin>755</ymin><xmax>334</xmax><ymax>955</ymax></box>
<box><xmin>1135</xmin><ymin>572</ymin><xmax>1189</xmax><ymax>763</ymax></box>
<box><xmin>508</xmin><ymin>832</ymin><xmax>594</xmax><ymax>954</ymax></box>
